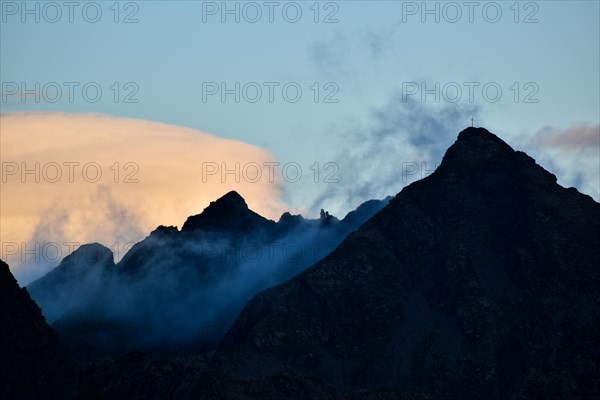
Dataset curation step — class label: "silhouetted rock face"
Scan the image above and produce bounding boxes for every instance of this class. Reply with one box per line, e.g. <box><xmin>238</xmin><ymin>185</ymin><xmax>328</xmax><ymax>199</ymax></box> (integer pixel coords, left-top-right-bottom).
<box><xmin>319</xmin><ymin>209</ymin><xmax>340</xmax><ymax>227</ymax></box>
<box><xmin>78</xmin><ymin>352</ymin><xmax>342</xmax><ymax>400</ymax></box>
<box><xmin>0</xmin><ymin>260</ymin><xmax>77</xmax><ymax>400</ymax></box>
<box><xmin>28</xmin><ymin>243</ymin><xmax>115</xmax><ymax>323</ymax></box>
<box><xmin>341</xmin><ymin>196</ymin><xmax>394</xmax><ymax>232</ymax></box>
<box><xmin>277</xmin><ymin>212</ymin><xmax>305</xmax><ymax>230</ymax></box>
<box><xmin>28</xmin><ymin>186</ymin><xmax>390</xmax><ymax>362</ymax></box>
<box><xmin>182</xmin><ymin>191</ymin><xmax>276</xmax><ymax>234</ymax></box>
<box><xmin>216</xmin><ymin>128</ymin><xmax>600</xmax><ymax>399</ymax></box>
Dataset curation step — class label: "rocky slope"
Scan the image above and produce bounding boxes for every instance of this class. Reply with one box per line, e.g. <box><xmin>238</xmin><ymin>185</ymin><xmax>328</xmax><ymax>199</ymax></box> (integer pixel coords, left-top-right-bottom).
<box><xmin>1</xmin><ymin>259</ymin><xmax>341</xmax><ymax>400</ymax></box>
<box><xmin>77</xmin><ymin>352</ymin><xmax>342</xmax><ymax>400</ymax></box>
<box><xmin>11</xmin><ymin>127</ymin><xmax>599</xmax><ymax>399</ymax></box>
<box><xmin>0</xmin><ymin>260</ymin><xmax>77</xmax><ymax>400</ymax></box>
<box><xmin>215</xmin><ymin>127</ymin><xmax>600</xmax><ymax>399</ymax></box>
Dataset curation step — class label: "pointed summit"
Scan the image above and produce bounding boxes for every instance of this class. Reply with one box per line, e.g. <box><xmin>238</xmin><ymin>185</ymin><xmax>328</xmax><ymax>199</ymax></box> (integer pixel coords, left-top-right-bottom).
<box><xmin>457</xmin><ymin>126</ymin><xmax>502</xmax><ymax>141</ymax></box>
<box><xmin>213</xmin><ymin>190</ymin><xmax>249</xmax><ymax>210</ymax></box>
<box><xmin>182</xmin><ymin>191</ymin><xmax>274</xmax><ymax>234</ymax></box>
<box><xmin>418</xmin><ymin>126</ymin><xmax>560</xmax><ymax>194</ymax></box>
<box><xmin>216</xmin><ymin>127</ymin><xmax>600</xmax><ymax>398</ymax></box>
<box><xmin>442</xmin><ymin>126</ymin><xmax>516</xmax><ymax>165</ymax></box>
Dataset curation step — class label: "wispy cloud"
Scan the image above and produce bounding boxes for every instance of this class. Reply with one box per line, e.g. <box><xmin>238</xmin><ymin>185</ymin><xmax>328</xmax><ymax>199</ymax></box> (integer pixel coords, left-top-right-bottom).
<box><xmin>310</xmin><ymin>96</ymin><xmax>479</xmax><ymax>214</ymax></box>
<box><xmin>308</xmin><ymin>24</ymin><xmax>398</xmax><ymax>80</ymax></box>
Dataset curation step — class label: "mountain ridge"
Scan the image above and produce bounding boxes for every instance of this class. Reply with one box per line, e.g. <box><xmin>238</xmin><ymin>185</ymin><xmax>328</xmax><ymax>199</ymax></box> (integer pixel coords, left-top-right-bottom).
<box><xmin>214</xmin><ymin>127</ymin><xmax>600</xmax><ymax>399</ymax></box>
<box><xmin>10</xmin><ymin>126</ymin><xmax>599</xmax><ymax>399</ymax></box>
<box><xmin>28</xmin><ymin>191</ymin><xmax>391</xmax><ymax>361</ymax></box>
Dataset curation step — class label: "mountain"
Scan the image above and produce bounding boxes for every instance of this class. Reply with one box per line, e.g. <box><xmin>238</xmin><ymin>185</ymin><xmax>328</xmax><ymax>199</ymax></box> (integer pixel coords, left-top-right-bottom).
<box><xmin>7</xmin><ymin>126</ymin><xmax>599</xmax><ymax>399</ymax></box>
<box><xmin>28</xmin><ymin>191</ymin><xmax>390</xmax><ymax>361</ymax></box>
<box><xmin>0</xmin><ymin>260</ymin><xmax>77</xmax><ymax>400</ymax></box>
<box><xmin>214</xmin><ymin>128</ymin><xmax>600</xmax><ymax>399</ymax></box>
<box><xmin>27</xmin><ymin>243</ymin><xmax>115</xmax><ymax>324</ymax></box>
<box><xmin>181</xmin><ymin>190</ymin><xmax>276</xmax><ymax>234</ymax></box>
<box><xmin>77</xmin><ymin>352</ymin><xmax>341</xmax><ymax>400</ymax></box>
<box><xmin>0</xmin><ymin>260</ymin><xmax>339</xmax><ymax>400</ymax></box>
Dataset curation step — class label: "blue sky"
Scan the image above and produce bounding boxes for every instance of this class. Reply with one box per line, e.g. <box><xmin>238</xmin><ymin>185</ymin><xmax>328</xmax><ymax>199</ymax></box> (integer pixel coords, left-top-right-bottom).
<box><xmin>2</xmin><ymin>0</ymin><xmax>599</xmax><ymax>214</ymax></box>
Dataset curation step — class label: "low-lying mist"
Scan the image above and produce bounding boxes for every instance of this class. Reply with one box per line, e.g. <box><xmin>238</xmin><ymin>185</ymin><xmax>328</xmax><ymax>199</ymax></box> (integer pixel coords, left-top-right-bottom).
<box><xmin>27</xmin><ymin>194</ymin><xmax>390</xmax><ymax>361</ymax></box>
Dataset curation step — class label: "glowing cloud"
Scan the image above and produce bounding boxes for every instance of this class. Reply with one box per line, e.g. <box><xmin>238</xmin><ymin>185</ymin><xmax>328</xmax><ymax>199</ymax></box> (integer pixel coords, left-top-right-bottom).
<box><xmin>535</xmin><ymin>123</ymin><xmax>600</xmax><ymax>152</ymax></box>
<box><xmin>528</xmin><ymin>123</ymin><xmax>600</xmax><ymax>202</ymax></box>
<box><xmin>0</xmin><ymin>112</ymin><xmax>287</xmax><ymax>284</ymax></box>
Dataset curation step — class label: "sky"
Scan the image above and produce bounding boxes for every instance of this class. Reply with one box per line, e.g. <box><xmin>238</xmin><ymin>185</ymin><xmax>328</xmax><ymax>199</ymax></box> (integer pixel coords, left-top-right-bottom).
<box><xmin>1</xmin><ymin>0</ymin><xmax>599</xmax><ymax>283</ymax></box>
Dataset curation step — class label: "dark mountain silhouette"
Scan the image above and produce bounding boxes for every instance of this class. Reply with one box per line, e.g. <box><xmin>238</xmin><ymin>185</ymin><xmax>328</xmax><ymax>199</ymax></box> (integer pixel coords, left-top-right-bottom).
<box><xmin>214</xmin><ymin>127</ymin><xmax>600</xmax><ymax>399</ymax></box>
<box><xmin>182</xmin><ymin>190</ymin><xmax>276</xmax><ymax>234</ymax></box>
<box><xmin>77</xmin><ymin>352</ymin><xmax>341</xmax><ymax>400</ymax></box>
<box><xmin>1</xmin><ymin>262</ymin><xmax>338</xmax><ymax>400</ymax></box>
<box><xmin>8</xmin><ymin>127</ymin><xmax>599</xmax><ymax>399</ymax></box>
<box><xmin>28</xmin><ymin>191</ymin><xmax>391</xmax><ymax>361</ymax></box>
<box><xmin>27</xmin><ymin>243</ymin><xmax>115</xmax><ymax>324</ymax></box>
<box><xmin>0</xmin><ymin>260</ymin><xmax>77</xmax><ymax>400</ymax></box>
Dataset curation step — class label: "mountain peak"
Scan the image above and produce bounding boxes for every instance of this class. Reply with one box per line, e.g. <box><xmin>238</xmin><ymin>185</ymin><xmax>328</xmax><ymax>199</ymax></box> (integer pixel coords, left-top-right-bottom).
<box><xmin>182</xmin><ymin>191</ymin><xmax>273</xmax><ymax>233</ymax></box>
<box><xmin>452</xmin><ymin>126</ymin><xmax>514</xmax><ymax>155</ymax></box>
<box><xmin>54</xmin><ymin>243</ymin><xmax>114</xmax><ymax>269</ymax></box>
<box><xmin>457</xmin><ymin>126</ymin><xmax>496</xmax><ymax>139</ymax></box>
<box><xmin>434</xmin><ymin>126</ymin><xmax>545</xmax><ymax>183</ymax></box>
<box><xmin>216</xmin><ymin>128</ymin><xmax>600</xmax><ymax>397</ymax></box>
<box><xmin>214</xmin><ymin>191</ymin><xmax>249</xmax><ymax>210</ymax></box>
<box><xmin>431</xmin><ymin>126</ymin><xmax>561</xmax><ymax>190</ymax></box>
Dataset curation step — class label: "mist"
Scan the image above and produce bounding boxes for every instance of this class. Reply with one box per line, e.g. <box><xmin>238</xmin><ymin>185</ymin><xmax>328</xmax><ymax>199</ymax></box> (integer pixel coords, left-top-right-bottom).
<box><xmin>27</xmin><ymin>194</ymin><xmax>390</xmax><ymax>360</ymax></box>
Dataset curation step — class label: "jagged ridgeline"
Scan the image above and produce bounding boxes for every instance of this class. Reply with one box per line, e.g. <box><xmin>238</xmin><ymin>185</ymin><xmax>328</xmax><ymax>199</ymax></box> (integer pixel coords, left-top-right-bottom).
<box><xmin>215</xmin><ymin>128</ymin><xmax>600</xmax><ymax>399</ymax></box>
<box><xmin>27</xmin><ymin>190</ymin><xmax>391</xmax><ymax>361</ymax></box>
<box><xmin>3</xmin><ymin>127</ymin><xmax>598</xmax><ymax>400</ymax></box>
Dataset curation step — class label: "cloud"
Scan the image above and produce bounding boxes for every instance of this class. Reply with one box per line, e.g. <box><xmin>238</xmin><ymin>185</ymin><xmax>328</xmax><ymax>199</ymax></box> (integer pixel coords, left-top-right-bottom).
<box><xmin>534</xmin><ymin>123</ymin><xmax>599</xmax><ymax>152</ymax></box>
<box><xmin>309</xmin><ymin>31</ymin><xmax>353</xmax><ymax>79</ymax></box>
<box><xmin>0</xmin><ymin>112</ymin><xmax>287</xmax><ymax>284</ymax></box>
<box><xmin>526</xmin><ymin>123</ymin><xmax>599</xmax><ymax>201</ymax></box>
<box><xmin>309</xmin><ymin>97</ymin><xmax>479</xmax><ymax>214</ymax></box>
<box><xmin>27</xmin><ymin>195</ymin><xmax>388</xmax><ymax>354</ymax></box>
<box><xmin>308</xmin><ymin>25</ymin><xmax>398</xmax><ymax>80</ymax></box>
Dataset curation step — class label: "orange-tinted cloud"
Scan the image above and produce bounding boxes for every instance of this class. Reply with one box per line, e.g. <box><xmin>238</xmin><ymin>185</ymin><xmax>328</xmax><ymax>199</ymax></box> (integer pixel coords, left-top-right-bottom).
<box><xmin>528</xmin><ymin>123</ymin><xmax>599</xmax><ymax>202</ymax></box>
<box><xmin>0</xmin><ymin>112</ymin><xmax>287</xmax><ymax>283</ymax></box>
<box><xmin>535</xmin><ymin>123</ymin><xmax>599</xmax><ymax>152</ymax></box>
